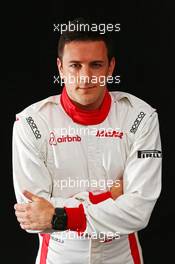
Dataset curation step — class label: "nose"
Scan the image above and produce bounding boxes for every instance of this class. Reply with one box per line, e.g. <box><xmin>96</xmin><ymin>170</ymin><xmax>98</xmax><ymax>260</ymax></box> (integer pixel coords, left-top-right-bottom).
<box><xmin>78</xmin><ymin>66</ymin><xmax>93</xmax><ymax>87</ymax></box>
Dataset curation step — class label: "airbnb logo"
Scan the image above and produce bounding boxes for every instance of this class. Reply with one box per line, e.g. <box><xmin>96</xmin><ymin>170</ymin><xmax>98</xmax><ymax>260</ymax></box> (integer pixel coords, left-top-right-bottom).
<box><xmin>96</xmin><ymin>130</ymin><xmax>123</xmax><ymax>139</ymax></box>
<box><xmin>49</xmin><ymin>132</ymin><xmax>81</xmax><ymax>145</ymax></box>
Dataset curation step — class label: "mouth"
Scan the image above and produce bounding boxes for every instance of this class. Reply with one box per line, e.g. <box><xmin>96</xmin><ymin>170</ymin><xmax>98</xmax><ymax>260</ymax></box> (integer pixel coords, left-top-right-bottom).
<box><xmin>78</xmin><ymin>86</ymin><xmax>96</xmax><ymax>90</ymax></box>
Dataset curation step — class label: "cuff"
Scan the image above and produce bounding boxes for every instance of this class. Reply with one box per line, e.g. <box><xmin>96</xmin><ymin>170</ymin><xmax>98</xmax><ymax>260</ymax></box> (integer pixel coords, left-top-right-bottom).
<box><xmin>64</xmin><ymin>204</ymin><xmax>86</xmax><ymax>234</ymax></box>
<box><xmin>89</xmin><ymin>191</ymin><xmax>112</xmax><ymax>204</ymax></box>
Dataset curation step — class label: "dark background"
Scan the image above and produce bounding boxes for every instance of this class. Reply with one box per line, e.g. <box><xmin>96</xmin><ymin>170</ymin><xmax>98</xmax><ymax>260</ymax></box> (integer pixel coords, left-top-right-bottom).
<box><xmin>1</xmin><ymin>1</ymin><xmax>174</xmax><ymax>263</ymax></box>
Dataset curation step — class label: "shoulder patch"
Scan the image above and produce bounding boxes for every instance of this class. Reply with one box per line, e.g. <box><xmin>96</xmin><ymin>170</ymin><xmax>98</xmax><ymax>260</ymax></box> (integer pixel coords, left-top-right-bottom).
<box><xmin>130</xmin><ymin>111</ymin><xmax>146</xmax><ymax>134</ymax></box>
<box><xmin>25</xmin><ymin>116</ymin><xmax>42</xmax><ymax>140</ymax></box>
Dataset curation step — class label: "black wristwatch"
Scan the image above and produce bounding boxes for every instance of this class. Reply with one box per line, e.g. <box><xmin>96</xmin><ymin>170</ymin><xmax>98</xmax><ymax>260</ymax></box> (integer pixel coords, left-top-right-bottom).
<box><xmin>51</xmin><ymin>208</ymin><xmax>67</xmax><ymax>230</ymax></box>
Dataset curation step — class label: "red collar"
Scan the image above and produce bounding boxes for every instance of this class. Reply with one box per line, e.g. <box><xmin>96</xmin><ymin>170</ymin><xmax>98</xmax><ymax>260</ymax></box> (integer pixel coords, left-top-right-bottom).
<box><xmin>60</xmin><ymin>87</ymin><xmax>111</xmax><ymax>125</ymax></box>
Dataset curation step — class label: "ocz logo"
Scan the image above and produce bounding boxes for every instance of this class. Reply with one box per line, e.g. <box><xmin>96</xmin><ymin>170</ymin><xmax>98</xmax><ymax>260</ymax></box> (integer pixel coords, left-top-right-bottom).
<box><xmin>130</xmin><ymin>112</ymin><xmax>146</xmax><ymax>134</ymax></box>
<box><xmin>26</xmin><ymin>116</ymin><xmax>41</xmax><ymax>140</ymax></box>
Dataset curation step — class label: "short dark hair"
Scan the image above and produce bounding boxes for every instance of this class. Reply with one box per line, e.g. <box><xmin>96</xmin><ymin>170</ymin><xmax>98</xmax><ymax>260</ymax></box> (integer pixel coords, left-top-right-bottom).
<box><xmin>58</xmin><ymin>18</ymin><xmax>114</xmax><ymax>62</ymax></box>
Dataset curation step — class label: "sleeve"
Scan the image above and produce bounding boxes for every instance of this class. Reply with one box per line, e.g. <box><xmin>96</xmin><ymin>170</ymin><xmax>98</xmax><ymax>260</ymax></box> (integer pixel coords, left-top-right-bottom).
<box><xmin>12</xmin><ymin>115</ymin><xmax>82</xmax><ymax>232</ymax></box>
<box><xmin>12</xmin><ymin>114</ymin><xmax>113</xmax><ymax>234</ymax></box>
<box><xmin>66</xmin><ymin>111</ymin><xmax>162</xmax><ymax>236</ymax></box>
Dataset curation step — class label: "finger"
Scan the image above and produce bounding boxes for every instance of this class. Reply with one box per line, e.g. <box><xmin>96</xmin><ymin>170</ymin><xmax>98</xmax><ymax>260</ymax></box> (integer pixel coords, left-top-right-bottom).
<box><xmin>118</xmin><ymin>179</ymin><xmax>123</xmax><ymax>186</ymax></box>
<box><xmin>115</xmin><ymin>177</ymin><xmax>123</xmax><ymax>184</ymax></box>
<box><xmin>20</xmin><ymin>223</ymin><xmax>31</xmax><ymax>230</ymax></box>
<box><xmin>113</xmin><ymin>180</ymin><xmax>122</xmax><ymax>188</ymax></box>
<box><xmin>15</xmin><ymin>211</ymin><xmax>31</xmax><ymax>221</ymax></box>
<box><xmin>23</xmin><ymin>190</ymin><xmax>40</xmax><ymax>202</ymax></box>
<box><xmin>20</xmin><ymin>223</ymin><xmax>38</xmax><ymax>230</ymax></box>
<box><xmin>15</xmin><ymin>210</ymin><xmax>26</xmax><ymax>217</ymax></box>
<box><xmin>15</xmin><ymin>212</ymin><xmax>29</xmax><ymax>223</ymax></box>
<box><xmin>14</xmin><ymin>203</ymin><xmax>27</xmax><ymax>212</ymax></box>
<box><xmin>16</xmin><ymin>217</ymin><xmax>27</xmax><ymax>224</ymax></box>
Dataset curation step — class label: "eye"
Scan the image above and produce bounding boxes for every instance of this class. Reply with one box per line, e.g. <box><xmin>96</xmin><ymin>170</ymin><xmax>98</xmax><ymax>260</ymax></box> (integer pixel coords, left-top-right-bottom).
<box><xmin>91</xmin><ymin>63</ymin><xmax>103</xmax><ymax>69</ymax></box>
<box><xmin>69</xmin><ymin>63</ymin><xmax>81</xmax><ymax>69</ymax></box>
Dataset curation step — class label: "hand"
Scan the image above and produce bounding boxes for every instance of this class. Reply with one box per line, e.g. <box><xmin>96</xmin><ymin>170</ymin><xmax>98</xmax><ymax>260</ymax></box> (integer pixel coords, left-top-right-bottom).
<box><xmin>110</xmin><ymin>178</ymin><xmax>123</xmax><ymax>200</ymax></box>
<box><xmin>14</xmin><ymin>191</ymin><xmax>55</xmax><ymax>231</ymax></box>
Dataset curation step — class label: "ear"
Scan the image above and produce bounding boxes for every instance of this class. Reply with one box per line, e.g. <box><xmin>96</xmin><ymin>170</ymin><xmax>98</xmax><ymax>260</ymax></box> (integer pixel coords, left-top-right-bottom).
<box><xmin>108</xmin><ymin>57</ymin><xmax>116</xmax><ymax>76</ymax></box>
<box><xmin>57</xmin><ymin>58</ymin><xmax>64</xmax><ymax>79</ymax></box>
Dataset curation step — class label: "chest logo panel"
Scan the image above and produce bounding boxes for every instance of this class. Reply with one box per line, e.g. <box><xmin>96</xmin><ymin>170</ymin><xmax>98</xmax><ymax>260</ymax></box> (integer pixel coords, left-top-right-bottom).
<box><xmin>96</xmin><ymin>130</ymin><xmax>123</xmax><ymax>139</ymax></box>
<box><xmin>49</xmin><ymin>131</ymin><xmax>81</xmax><ymax>145</ymax></box>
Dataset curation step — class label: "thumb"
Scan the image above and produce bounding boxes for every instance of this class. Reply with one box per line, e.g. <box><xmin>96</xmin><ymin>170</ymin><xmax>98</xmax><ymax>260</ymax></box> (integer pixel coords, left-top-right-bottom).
<box><xmin>23</xmin><ymin>190</ymin><xmax>40</xmax><ymax>202</ymax></box>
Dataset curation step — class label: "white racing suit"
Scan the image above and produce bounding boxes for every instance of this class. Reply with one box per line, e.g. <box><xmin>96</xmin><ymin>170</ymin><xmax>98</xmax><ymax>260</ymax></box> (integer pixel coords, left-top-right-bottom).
<box><xmin>13</xmin><ymin>91</ymin><xmax>162</xmax><ymax>264</ymax></box>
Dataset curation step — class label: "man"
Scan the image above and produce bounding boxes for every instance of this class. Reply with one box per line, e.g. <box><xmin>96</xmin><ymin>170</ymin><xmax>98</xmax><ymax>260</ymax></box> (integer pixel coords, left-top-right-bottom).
<box><xmin>13</xmin><ymin>18</ymin><xmax>162</xmax><ymax>264</ymax></box>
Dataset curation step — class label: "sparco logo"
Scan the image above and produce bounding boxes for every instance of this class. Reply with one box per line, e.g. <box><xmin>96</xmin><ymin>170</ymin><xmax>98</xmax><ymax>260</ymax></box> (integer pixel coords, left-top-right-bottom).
<box><xmin>96</xmin><ymin>130</ymin><xmax>123</xmax><ymax>139</ymax></box>
<box><xmin>49</xmin><ymin>132</ymin><xmax>81</xmax><ymax>145</ymax></box>
<box><xmin>138</xmin><ymin>150</ymin><xmax>162</xmax><ymax>158</ymax></box>
<box><xmin>130</xmin><ymin>112</ymin><xmax>146</xmax><ymax>134</ymax></box>
<box><xmin>26</xmin><ymin>116</ymin><xmax>41</xmax><ymax>139</ymax></box>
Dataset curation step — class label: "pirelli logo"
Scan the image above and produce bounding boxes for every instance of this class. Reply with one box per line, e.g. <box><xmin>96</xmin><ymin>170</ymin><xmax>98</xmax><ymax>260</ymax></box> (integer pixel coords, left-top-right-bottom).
<box><xmin>138</xmin><ymin>150</ymin><xmax>162</xmax><ymax>158</ymax></box>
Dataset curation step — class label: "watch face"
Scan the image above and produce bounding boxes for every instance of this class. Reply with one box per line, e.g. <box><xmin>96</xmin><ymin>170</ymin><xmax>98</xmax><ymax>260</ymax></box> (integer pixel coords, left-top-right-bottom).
<box><xmin>52</xmin><ymin>215</ymin><xmax>61</xmax><ymax>230</ymax></box>
<box><xmin>55</xmin><ymin>216</ymin><xmax>60</xmax><ymax>230</ymax></box>
<box><xmin>52</xmin><ymin>210</ymin><xmax>67</xmax><ymax>230</ymax></box>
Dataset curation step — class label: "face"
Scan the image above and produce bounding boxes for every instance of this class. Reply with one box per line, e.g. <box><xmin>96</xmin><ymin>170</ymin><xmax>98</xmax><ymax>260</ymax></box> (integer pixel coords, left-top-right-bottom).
<box><xmin>57</xmin><ymin>40</ymin><xmax>115</xmax><ymax>109</ymax></box>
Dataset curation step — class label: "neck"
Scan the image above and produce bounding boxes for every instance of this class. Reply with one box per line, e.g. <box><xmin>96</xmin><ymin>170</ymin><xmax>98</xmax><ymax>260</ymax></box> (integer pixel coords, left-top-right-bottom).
<box><xmin>60</xmin><ymin>86</ymin><xmax>112</xmax><ymax>125</ymax></box>
<box><xmin>69</xmin><ymin>92</ymin><xmax>106</xmax><ymax>111</ymax></box>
